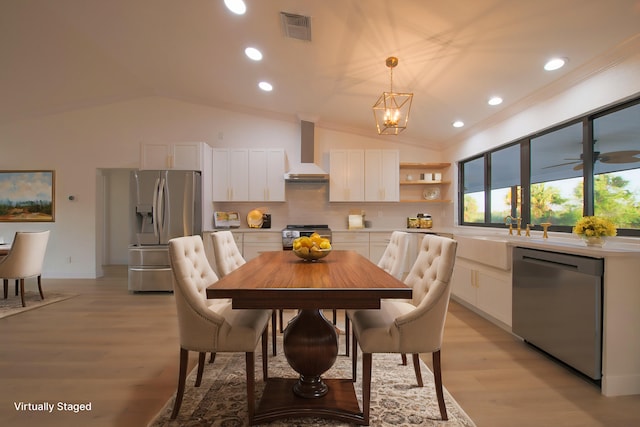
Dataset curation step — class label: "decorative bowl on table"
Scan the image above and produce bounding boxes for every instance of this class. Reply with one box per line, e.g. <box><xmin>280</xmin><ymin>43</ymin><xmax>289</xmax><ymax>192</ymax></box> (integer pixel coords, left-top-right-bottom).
<box><xmin>292</xmin><ymin>234</ymin><xmax>332</xmax><ymax>261</ymax></box>
<box><xmin>293</xmin><ymin>247</ymin><xmax>332</xmax><ymax>261</ymax></box>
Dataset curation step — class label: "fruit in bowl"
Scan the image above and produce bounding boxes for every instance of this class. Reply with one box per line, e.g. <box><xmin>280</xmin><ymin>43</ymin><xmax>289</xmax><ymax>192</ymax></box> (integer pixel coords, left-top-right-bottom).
<box><xmin>292</xmin><ymin>233</ymin><xmax>332</xmax><ymax>261</ymax></box>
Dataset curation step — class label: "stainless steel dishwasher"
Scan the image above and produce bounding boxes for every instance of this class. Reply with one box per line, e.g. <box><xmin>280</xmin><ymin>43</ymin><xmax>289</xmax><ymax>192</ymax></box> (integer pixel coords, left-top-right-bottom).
<box><xmin>512</xmin><ymin>247</ymin><xmax>604</xmax><ymax>380</ymax></box>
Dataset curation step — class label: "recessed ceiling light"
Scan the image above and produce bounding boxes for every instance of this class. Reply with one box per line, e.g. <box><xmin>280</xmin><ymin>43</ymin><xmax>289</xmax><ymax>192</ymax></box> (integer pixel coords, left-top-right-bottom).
<box><xmin>224</xmin><ymin>0</ymin><xmax>246</xmax><ymax>15</ymax></box>
<box><xmin>544</xmin><ymin>57</ymin><xmax>567</xmax><ymax>71</ymax></box>
<box><xmin>452</xmin><ymin>120</ymin><xmax>464</xmax><ymax>128</ymax></box>
<box><xmin>488</xmin><ymin>96</ymin><xmax>503</xmax><ymax>106</ymax></box>
<box><xmin>258</xmin><ymin>81</ymin><xmax>273</xmax><ymax>92</ymax></box>
<box><xmin>245</xmin><ymin>47</ymin><xmax>263</xmax><ymax>61</ymax></box>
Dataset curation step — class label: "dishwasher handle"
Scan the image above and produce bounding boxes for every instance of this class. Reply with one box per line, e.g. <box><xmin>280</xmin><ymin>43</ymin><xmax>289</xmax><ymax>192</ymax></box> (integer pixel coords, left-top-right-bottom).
<box><xmin>514</xmin><ymin>247</ymin><xmax>603</xmax><ymax>276</ymax></box>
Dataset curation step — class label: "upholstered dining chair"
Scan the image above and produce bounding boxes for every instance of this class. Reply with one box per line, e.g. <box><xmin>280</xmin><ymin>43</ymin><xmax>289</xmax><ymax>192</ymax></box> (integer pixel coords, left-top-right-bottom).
<box><xmin>340</xmin><ymin>230</ymin><xmax>411</xmax><ymax>356</ymax></box>
<box><xmin>348</xmin><ymin>234</ymin><xmax>457</xmax><ymax>423</ymax></box>
<box><xmin>168</xmin><ymin>235</ymin><xmax>271</xmax><ymax>422</ymax></box>
<box><xmin>0</xmin><ymin>231</ymin><xmax>50</xmax><ymax>307</ymax></box>
<box><xmin>211</xmin><ymin>231</ymin><xmax>278</xmax><ymax>356</ymax></box>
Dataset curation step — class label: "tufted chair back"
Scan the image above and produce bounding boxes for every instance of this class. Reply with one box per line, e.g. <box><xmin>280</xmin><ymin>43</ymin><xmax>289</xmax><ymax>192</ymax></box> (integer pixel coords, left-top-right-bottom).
<box><xmin>211</xmin><ymin>231</ymin><xmax>246</xmax><ymax>277</ymax></box>
<box><xmin>168</xmin><ymin>235</ymin><xmax>226</xmax><ymax>352</ymax></box>
<box><xmin>377</xmin><ymin>231</ymin><xmax>410</xmax><ymax>280</ymax></box>
<box><xmin>396</xmin><ymin>234</ymin><xmax>457</xmax><ymax>351</ymax></box>
<box><xmin>0</xmin><ymin>231</ymin><xmax>50</xmax><ymax>279</ymax></box>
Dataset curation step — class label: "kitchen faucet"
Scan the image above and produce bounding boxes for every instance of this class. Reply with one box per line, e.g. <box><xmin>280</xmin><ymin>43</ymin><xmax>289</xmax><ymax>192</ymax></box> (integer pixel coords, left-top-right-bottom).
<box><xmin>504</xmin><ymin>215</ymin><xmax>523</xmax><ymax>236</ymax></box>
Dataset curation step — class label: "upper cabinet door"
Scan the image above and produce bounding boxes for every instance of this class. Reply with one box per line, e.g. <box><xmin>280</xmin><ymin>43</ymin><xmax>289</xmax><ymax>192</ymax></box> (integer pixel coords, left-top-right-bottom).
<box><xmin>330</xmin><ymin>149</ymin><xmax>365</xmax><ymax>202</ymax></box>
<box><xmin>140</xmin><ymin>142</ymin><xmax>208</xmax><ymax>171</ymax></box>
<box><xmin>248</xmin><ymin>149</ymin><xmax>285</xmax><ymax>201</ymax></box>
<box><xmin>212</xmin><ymin>149</ymin><xmax>249</xmax><ymax>201</ymax></box>
<box><xmin>365</xmin><ymin>149</ymin><xmax>399</xmax><ymax>201</ymax></box>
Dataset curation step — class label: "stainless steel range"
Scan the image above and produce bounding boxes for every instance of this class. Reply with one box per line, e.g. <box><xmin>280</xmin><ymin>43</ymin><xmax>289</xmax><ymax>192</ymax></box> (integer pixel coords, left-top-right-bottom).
<box><xmin>282</xmin><ymin>224</ymin><xmax>332</xmax><ymax>250</ymax></box>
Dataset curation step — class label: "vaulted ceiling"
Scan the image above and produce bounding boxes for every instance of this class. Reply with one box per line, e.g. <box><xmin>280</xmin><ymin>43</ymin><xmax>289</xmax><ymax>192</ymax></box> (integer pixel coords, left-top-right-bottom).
<box><xmin>1</xmin><ymin>0</ymin><xmax>639</xmax><ymax>149</ymax></box>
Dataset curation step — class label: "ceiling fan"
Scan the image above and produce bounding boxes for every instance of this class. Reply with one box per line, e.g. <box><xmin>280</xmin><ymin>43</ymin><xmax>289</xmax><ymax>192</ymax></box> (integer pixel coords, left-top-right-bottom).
<box><xmin>543</xmin><ymin>150</ymin><xmax>640</xmax><ymax>170</ymax></box>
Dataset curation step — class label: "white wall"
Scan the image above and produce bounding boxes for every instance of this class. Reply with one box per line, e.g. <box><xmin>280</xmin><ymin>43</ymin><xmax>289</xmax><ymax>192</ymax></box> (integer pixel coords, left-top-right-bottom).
<box><xmin>0</xmin><ymin>97</ymin><xmax>439</xmax><ymax>278</ymax></box>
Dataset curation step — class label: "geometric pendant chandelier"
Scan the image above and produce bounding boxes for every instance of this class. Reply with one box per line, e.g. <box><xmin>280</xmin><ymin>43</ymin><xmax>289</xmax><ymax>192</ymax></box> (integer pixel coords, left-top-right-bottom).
<box><xmin>372</xmin><ymin>56</ymin><xmax>413</xmax><ymax>135</ymax></box>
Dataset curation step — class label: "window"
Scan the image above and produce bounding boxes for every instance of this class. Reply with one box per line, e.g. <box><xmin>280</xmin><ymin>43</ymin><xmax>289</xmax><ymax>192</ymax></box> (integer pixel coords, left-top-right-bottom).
<box><xmin>459</xmin><ymin>97</ymin><xmax>640</xmax><ymax>235</ymax></box>
<box><xmin>592</xmin><ymin>103</ymin><xmax>640</xmax><ymax>229</ymax></box>
<box><xmin>490</xmin><ymin>144</ymin><xmax>520</xmax><ymax>223</ymax></box>
<box><xmin>530</xmin><ymin>122</ymin><xmax>583</xmax><ymax>226</ymax></box>
<box><xmin>462</xmin><ymin>157</ymin><xmax>484</xmax><ymax>223</ymax></box>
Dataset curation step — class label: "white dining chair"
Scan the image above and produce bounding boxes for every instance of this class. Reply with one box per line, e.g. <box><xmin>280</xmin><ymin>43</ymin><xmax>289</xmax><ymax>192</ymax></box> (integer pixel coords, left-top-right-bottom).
<box><xmin>348</xmin><ymin>234</ymin><xmax>457</xmax><ymax>423</ymax></box>
<box><xmin>341</xmin><ymin>231</ymin><xmax>411</xmax><ymax>356</ymax></box>
<box><xmin>168</xmin><ymin>235</ymin><xmax>271</xmax><ymax>422</ymax></box>
<box><xmin>211</xmin><ymin>231</ymin><xmax>278</xmax><ymax>356</ymax></box>
<box><xmin>0</xmin><ymin>231</ymin><xmax>50</xmax><ymax>307</ymax></box>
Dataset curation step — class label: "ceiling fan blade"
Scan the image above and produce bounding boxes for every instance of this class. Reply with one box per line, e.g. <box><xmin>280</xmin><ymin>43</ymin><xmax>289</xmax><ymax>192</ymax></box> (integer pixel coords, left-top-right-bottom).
<box><xmin>541</xmin><ymin>160</ymin><xmax>581</xmax><ymax>169</ymax></box>
<box><xmin>599</xmin><ymin>150</ymin><xmax>640</xmax><ymax>164</ymax></box>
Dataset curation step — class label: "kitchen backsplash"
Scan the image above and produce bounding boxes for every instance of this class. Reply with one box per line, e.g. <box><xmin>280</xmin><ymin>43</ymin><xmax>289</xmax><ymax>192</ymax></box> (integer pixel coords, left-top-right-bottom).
<box><xmin>210</xmin><ymin>181</ymin><xmax>452</xmax><ymax>230</ymax></box>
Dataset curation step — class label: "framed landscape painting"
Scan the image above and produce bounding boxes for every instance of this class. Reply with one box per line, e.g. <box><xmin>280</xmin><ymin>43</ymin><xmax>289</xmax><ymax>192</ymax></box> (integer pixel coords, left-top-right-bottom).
<box><xmin>0</xmin><ymin>170</ymin><xmax>55</xmax><ymax>222</ymax></box>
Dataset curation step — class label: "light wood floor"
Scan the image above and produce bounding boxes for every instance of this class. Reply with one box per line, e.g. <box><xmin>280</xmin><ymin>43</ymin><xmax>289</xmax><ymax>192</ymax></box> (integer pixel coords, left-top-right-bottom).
<box><xmin>1</xmin><ymin>267</ymin><xmax>638</xmax><ymax>427</ymax></box>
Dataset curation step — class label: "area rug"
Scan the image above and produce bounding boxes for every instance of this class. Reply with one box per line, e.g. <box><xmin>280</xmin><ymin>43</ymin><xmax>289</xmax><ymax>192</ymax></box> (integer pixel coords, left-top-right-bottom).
<box><xmin>149</xmin><ymin>343</ymin><xmax>476</xmax><ymax>427</ymax></box>
<box><xmin>0</xmin><ymin>290</ymin><xmax>77</xmax><ymax>319</ymax></box>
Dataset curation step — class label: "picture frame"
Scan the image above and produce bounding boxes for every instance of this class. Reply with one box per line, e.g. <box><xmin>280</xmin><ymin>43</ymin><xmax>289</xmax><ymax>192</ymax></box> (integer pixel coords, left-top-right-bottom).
<box><xmin>0</xmin><ymin>170</ymin><xmax>55</xmax><ymax>222</ymax></box>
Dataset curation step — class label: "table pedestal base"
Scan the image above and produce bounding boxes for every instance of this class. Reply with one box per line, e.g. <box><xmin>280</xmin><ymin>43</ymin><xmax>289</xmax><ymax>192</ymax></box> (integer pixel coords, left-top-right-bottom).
<box><xmin>253</xmin><ymin>378</ymin><xmax>365</xmax><ymax>425</ymax></box>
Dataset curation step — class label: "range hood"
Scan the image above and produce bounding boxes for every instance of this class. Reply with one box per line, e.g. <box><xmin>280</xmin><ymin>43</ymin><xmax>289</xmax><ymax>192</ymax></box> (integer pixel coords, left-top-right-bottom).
<box><xmin>284</xmin><ymin>120</ymin><xmax>329</xmax><ymax>182</ymax></box>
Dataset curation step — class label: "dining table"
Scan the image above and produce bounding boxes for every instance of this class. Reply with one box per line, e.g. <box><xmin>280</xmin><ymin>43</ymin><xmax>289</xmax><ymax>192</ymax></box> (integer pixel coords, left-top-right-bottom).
<box><xmin>206</xmin><ymin>249</ymin><xmax>412</xmax><ymax>425</ymax></box>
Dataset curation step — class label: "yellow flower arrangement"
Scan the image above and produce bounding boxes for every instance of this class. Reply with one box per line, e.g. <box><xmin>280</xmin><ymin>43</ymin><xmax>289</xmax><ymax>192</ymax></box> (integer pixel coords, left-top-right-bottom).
<box><xmin>573</xmin><ymin>216</ymin><xmax>617</xmax><ymax>238</ymax></box>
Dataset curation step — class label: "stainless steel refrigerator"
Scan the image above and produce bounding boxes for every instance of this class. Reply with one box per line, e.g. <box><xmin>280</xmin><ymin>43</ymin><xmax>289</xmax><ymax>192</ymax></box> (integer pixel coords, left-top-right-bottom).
<box><xmin>128</xmin><ymin>170</ymin><xmax>202</xmax><ymax>292</ymax></box>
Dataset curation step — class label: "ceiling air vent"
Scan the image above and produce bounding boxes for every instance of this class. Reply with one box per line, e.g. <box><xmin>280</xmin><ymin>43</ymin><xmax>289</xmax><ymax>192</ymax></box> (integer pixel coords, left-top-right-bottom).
<box><xmin>281</xmin><ymin>12</ymin><xmax>311</xmax><ymax>41</ymax></box>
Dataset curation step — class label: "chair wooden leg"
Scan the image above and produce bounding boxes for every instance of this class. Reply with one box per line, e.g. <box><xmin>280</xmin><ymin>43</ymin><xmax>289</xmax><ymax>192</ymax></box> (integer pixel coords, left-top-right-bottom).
<box><xmin>401</xmin><ymin>353</ymin><xmax>407</xmax><ymax>365</ymax></box>
<box><xmin>209</xmin><ymin>352</ymin><xmax>216</xmax><ymax>363</ymax></box>
<box><xmin>3</xmin><ymin>279</ymin><xmax>7</xmax><ymax>299</ymax></box>
<box><xmin>262</xmin><ymin>327</ymin><xmax>268</xmax><ymax>380</ymax></box>
<box><xmin>362</xmin><ymin>352</ymin><xmax>372</xmax><ymax>425</ymax></box>
<box><xmin>351</xmin><ymin>333</ymin><xmax>358</xmax><ymax>382</ymax></box>
<box><xmin>19</xmin><ymin>278</ymin><xmax>26</xmax><ymax>307</ymax></box>
<box><xmin>195</xmin><ymin>352</ymin><xmax>206</xmax><ymax>387</ymax></box>
<box><xmin>332</xmin><ymin>309</ymin><xmax>337</xmax><ymax>325</ymax></box>
<box><xmin>345</xmin><ymin>314</ymin><xmax>350</xmax><ymax>357</ymax></box>
<box><xmin>15</xmin><ymin>279</ymin><xmax>18</xmax><ymax>296</ymax></box>
<box><xmin>412</xmin><ymin>353</ymin><xmax>423</xmax><ymax>387</ymax></box>
<box><xmin>246</xmin><ymin>352</ymin><xmax>256</xmax><ymax>423</ymax></box>
<box><xmin>271</xmin><ymin>311</ymin><xmax>277</xmax><ymax>356</ymax></box>
<box><xmin>37</xmin><ymin>275</ymin><xmax>44</xmax><ymax>300</ymax></box>
<box><xmin>170</xmin><ymin>348</ymin><xmax>189</xmax><ymax>420</ymax></box>
<box><xmin>433</xmin><ymin>350</ymin><xmax>448</xmax><ymax>421</ymax></box>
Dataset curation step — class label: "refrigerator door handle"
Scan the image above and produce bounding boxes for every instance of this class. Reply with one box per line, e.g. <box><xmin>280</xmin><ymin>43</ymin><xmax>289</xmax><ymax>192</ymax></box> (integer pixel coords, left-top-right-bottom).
<box><xmin>157</xmin><ymin>176</ymin><xmax>166</xmax><ymax>239</ymax></box>
<box><xmin>152</xmin><ymin>177</ymin><xmax>161</xmax><ymax>238</ymax></box>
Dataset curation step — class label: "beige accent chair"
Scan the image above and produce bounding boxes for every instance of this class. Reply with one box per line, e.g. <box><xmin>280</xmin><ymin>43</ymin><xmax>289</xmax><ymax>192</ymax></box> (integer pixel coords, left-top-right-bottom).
<box><xmin>168</xmin><ymin>235</ymin><xmax>271</xmax><ymax>422</ymax></box>
<box><xmin>348</xmin><ymin>234</ymin><xmax>457</xmax><ymax>423</ymax></box>
<box><xmin>0</xmin><ymin>231</ymin><xmax>50</xmax><ymax>307</ymax></box>
<box><xmin>211</xmin><ymin>231</ymin><xmax>278</xmax><ymax>356</ymax></box>
<box><xmin>341</xmin><ymin>231</ymin><xmax>411</xmax><ymax>356</ymax></box>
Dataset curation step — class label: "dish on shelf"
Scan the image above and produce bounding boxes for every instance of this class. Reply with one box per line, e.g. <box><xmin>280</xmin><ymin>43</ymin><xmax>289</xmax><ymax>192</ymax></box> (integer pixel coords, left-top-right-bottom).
<box><xmin>423</xmin><ymin>187</ymin><xmax>441</xmax><ymax>200</ymax></box>
<box><xmin>247</xmin><ymin>209</ymin><xmax>264</xmax><ymax>228</ymax></box>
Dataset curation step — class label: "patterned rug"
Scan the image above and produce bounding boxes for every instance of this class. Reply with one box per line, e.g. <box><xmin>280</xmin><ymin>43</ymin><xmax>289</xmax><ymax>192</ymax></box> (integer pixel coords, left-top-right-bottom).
<box><xmin>0</xmin><ymin>290</ymin><xmax>77</xmax><ymax>318</ymax></box>
<box><xmin>149</xmin><ymin>342</ymin><xmax>476</xmax><ymax>427</ymax></box>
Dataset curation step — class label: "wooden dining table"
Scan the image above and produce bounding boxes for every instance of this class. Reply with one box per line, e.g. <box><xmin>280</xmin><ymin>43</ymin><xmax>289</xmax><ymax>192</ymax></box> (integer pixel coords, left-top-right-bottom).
<box><xmin>206</xmin><ymin>249</ymin><xmax>412</xmax><ymax>425</ymax></box>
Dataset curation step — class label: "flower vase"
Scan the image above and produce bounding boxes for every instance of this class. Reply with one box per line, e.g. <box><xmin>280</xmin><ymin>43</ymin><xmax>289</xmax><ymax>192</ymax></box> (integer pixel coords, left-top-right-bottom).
<box><xmin>583</xmin><ymin>236</ymin><xmax>605</xmax><ymax>247</ymax></box>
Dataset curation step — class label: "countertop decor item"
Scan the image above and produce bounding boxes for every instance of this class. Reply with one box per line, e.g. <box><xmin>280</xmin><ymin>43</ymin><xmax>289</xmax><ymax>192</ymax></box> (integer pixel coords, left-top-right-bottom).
<box><xmin>573</xmin><ymin>216</ymin><xmax>617</xmax><ymax>247</ymax></box>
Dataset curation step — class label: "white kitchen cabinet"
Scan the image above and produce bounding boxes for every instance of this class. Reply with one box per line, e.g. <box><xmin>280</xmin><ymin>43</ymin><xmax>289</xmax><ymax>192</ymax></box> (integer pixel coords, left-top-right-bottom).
<box><xmin>248</xmin><ymin>149</ymin><xmax>285</xmax><ymax>202</ymax></box>
<box><xmin>451</xmin><ymin>258</ymin><xmax>512</xmax><ymax>326</ymax></box>
<box><xmin>242</xmin><ymin>232</ymin><xmax>282</xmax><ymax>261</ymax></box>
<box><xmin>331</xmin><ymin>231</ymin><xmax>369</xmax><ymax>258</ymax></box>
<box><xmin>140</xmin><ymin>142</ymin><xmax>211</xmax><ymax>171</ymax></box>
<box><xmin>212</xmin><ymin>148</ymin><xmax>249</xmax><ymax>201</ymax></box>
<box><xmin>329</xmin><ymin>150</ymin><xmax>365</xmax><ymax>202</ymax></box>
<box><xmin>365</xmin><ymin>150</ymin><xmax>399</xmax><ymax>201</ymax></box>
